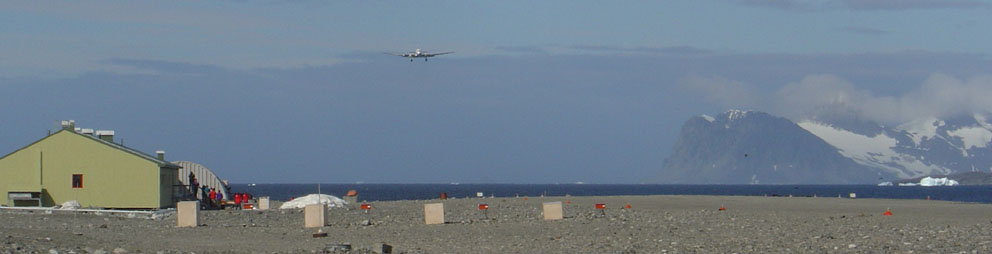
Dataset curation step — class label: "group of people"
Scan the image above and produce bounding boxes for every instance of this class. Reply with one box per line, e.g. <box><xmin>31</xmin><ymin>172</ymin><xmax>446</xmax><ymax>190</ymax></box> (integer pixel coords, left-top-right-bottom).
<box><xmin>187</xmin><ymin>172</ymin><xmax>227</xmax><ymax>209</ymax></box>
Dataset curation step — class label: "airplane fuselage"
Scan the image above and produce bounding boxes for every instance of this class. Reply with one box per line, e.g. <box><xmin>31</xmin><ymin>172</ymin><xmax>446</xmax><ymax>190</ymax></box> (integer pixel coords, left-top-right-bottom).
<box><xmin>392</xmin><ymin>49</ymin><xmax>453</xmax><ymax>62</ymax></box>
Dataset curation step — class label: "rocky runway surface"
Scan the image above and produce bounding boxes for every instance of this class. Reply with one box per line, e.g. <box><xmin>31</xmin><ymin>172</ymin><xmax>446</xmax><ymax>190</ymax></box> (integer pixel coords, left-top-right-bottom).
<box><xmin>2</xmin><ymin>195</ymin><xmax>991</xmax><ymax>253</ymax></box>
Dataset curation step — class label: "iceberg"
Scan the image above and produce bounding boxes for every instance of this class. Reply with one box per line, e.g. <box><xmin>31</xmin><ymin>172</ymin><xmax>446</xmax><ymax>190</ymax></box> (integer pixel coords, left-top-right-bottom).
<box><xmin>279</xmin><ymin>194</ymin><xmax>348</xmax><ymax>209</ymax></box>
<box><xmin>877</xmin><ymin>182</ymin><xmax>893</xmax><ymax>186</ymax></box>
<box><xmin>897</xmin><ymin>177</ymin><xmax>959</xmax><ymax>186</ymax></box>
<box><xmin>918</xmin><ymin>177</ymin><xmax>959</xmax><ymax>186</ymax></box>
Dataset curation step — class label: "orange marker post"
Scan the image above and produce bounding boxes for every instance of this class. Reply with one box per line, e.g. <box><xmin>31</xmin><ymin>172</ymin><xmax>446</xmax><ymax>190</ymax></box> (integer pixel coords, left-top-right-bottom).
<box><xmin>478</xmin><ymin>203</ymin><xmax>489</xmax><ymax>219</ymax></box>
<box><xmin>595</xmin><ymin>203</ymin><xmax>606</xmax><ymax>216</ymax></box>
<box><xmin>883</xmin><ymin>208</ymin><xmax>893</xmax><ymax>216</ymax></box>
<box><xmin>360</xmin><ymin>203</ymin><xmax>373</xmax><ymax>224</ymax></box>
<box><xmin>625</xmin><ymin>203</ymin><xmax>632</xmax><ymax>209</ymax></box>
<box><xmin>719</xmin><ymin>205</ymin><xmax>726</xmax><ymax>211</ymax></box>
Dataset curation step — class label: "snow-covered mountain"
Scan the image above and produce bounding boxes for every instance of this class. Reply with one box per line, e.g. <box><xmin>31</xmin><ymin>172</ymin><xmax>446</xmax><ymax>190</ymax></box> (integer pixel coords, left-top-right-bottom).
<box><xmin>659</xmin><ymin>110</ymin><xmax>890</xmax><ymax>184</ymax></box>
<box><xmin>798</xmin><ymin>113</ymin><xmax>992</xmax><ymax>179</ymax></box>
<box><xmin>659</xmin><ymin>110</ymin><xmax>992</xmax><ymax>184</ymax></box>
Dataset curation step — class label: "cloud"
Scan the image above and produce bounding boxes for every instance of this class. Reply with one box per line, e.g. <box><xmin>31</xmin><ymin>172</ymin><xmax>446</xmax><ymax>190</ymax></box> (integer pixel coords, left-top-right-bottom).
<box><xmin>692</xmin><ymin>73</ymin><xmax>992</xmax><ymax>124</ymax></box>
<box><xmin>102</xmin><ymin>58</ymin><xmax>228</xmax><ymax>76</ymax></box>
<box><xmin>731</xmin><ymin>0</ymin><xmax>991</xmax><ymax>11</ymax></box>
<box><xmin>842</xmin><ymin>26</ymin><xmax>888</xmax><ymax>35</ymax></box>
<box><xmin>840</xmin><ymin>0</ymin><xmax>991</xmax><ymax>10</ymax></box>
<box><xmin>774</xmin><ymin>75</ymin><xmax>890</xmax><ymax>121</ymax></box>
<box><xmin>679</xmin><ymin>76</ymin><xmax>761</xmax><ymax>109</ymax></box>
<box><xmin>495</xmin><ymin>46</ymin><xmax>548</xmax><ymax>54</ymax></box>
<box><xmin>730</xmin><ymin>0</ymin><xmax>813</xmax><ymax>11</ymax></box>
<box><xmin>569</xmin><ymin>45</ymin><xmax>711</xmax><ymax>55</ymax></box>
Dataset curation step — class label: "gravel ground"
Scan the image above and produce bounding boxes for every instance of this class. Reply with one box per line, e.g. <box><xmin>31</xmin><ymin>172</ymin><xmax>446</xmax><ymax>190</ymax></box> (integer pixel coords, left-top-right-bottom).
<box><xmin>2</xmin><ymin>195</ymin><xmax>991</xmax><ymax>253</ymax></box>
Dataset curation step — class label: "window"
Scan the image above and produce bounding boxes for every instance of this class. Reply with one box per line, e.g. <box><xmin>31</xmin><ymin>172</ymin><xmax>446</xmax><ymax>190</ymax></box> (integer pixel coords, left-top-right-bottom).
<box><xmin>72</xmin><ymin>174</ymin><xmax>83</xmax><ymax>188</ymax></box>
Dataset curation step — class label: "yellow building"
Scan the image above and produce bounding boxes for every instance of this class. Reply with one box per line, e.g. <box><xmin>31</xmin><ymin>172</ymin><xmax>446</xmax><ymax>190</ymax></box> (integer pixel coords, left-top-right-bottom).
<box><xmin>0</xmin><ymin>121</ymin><xmax>180</xmax><ymax>209</ymax></box>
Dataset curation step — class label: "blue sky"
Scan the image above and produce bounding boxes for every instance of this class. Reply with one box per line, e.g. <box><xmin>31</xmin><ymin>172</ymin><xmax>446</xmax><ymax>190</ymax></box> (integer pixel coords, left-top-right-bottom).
<box><xmin>2</xmin><ymin>1</ymin><xmax>992</xmax><ymax>183</ymax></box>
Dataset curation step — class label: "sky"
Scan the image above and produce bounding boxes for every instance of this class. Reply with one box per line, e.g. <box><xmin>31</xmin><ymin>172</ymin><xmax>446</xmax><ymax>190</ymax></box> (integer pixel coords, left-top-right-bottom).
<box><xmin>2</xmin><ymin>1</ymin><xmax>992</xmax><ymax>184</ymax></box>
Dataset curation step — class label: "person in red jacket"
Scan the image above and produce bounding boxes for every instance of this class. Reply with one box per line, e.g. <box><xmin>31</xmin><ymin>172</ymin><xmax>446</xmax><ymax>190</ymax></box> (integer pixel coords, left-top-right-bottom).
<box><xmin>209</xmin><ymin>188</ymin><xmax>217</xmax><ymax>208</ymax></box>
<box><xmin>234</xmin><ymin>194</ymin><xmax>242</xmax><ymax>210</ymax></box>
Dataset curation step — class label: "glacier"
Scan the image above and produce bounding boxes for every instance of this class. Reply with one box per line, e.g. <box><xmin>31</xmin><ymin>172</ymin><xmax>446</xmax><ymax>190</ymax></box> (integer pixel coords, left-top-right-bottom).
<box><xmin>797</xmin><ymin>121</ymin><xmax>947</xmax><ymax>178</ymax></box>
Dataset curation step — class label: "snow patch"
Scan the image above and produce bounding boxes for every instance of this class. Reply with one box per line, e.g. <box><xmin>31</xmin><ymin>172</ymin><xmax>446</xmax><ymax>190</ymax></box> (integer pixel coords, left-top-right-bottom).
<box><xmin>896</xmin><ymin>118</ymin><xmax>939</xmax><ymax>145</ymax></box>
<box><xmin>58</xmin><ymin>200</ymin><xmax>81</xmax><ymax>210</ymax></box>
<box><xmin>726</xmin><ymin>110</ymin><xmax>749</xmax><ymax>121</ymax></box>
<box><xmin>700</xmin><ymin>114</ymin><xmax>715</xmax><ymax>122</ymax></box>
<box><xmin>798</xmin><ymin>121</ymin><xmax>947</xmax><ymax>178</ymax></box>
<box><xmin>947</xmin><ymin>126</ymin><xmax>992</xmax><ymax>150</ymax></box>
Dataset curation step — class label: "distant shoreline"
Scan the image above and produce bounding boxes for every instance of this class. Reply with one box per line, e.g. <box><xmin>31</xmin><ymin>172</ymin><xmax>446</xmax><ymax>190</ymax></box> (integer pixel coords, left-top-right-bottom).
<box><xmin>228</xmin><ymin>183</ymin><xmax>992</xmax><ymax>204</ymax></box>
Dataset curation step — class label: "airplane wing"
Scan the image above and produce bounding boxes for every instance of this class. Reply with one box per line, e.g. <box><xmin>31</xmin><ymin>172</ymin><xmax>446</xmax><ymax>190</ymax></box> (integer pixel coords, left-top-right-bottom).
<box><xmin>383</xmin><ymin>52</ymin><xmax>408</xmax><ymax>57</ymax></box>
<box><xmin>424</xmin><ymin>52</ymin><xmax>454</xmax><ymax>57</ymax></box>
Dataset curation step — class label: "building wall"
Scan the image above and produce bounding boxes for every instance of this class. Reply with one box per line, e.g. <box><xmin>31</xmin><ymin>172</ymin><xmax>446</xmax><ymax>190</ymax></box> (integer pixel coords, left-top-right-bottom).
<box><xmin>0</xmin><ymin>130</ymin><xmax>172</xmax><ymax>209</ymax></box>
<box><xmin>159</xmin><ymin>167</ymin><xmax>178</xmax><ymax>208</ymax></box>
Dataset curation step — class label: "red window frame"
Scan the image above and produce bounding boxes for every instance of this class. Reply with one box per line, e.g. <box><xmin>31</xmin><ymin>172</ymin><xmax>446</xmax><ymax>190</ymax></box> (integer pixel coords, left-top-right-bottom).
<box><xmin>72</xmin><ymin>174</ymin><xmax>83</xmax><ymax>188</ymax></box>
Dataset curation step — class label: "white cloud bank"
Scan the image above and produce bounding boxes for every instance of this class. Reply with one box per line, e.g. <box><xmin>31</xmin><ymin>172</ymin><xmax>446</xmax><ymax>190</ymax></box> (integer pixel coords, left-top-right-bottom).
<box><xmin>731</xmin><ymin>0</ymin><xmax>992</xmax><ymax>11</ymax></box>
<box><xmin>683</xmin><ymin>73</ymin><xmax>992</xmax><ymax>124</ymax></box>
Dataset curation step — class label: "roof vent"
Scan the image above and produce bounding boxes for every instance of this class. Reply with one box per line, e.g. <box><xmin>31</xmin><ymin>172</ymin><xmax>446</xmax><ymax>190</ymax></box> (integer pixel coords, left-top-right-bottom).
<box><xmin>81</xmin><ymin>129</ymin><xmax>94</xmax><ymax>135</ymax></box>
<box><xmin>156</xmin><ymin>150</ymin><xmax>165</xmax><ymax>161</ymax></box>
<box><xmin>95</xmin><ymin>130</ymin><xmax>114</xmax><ymax>142</ymax></box>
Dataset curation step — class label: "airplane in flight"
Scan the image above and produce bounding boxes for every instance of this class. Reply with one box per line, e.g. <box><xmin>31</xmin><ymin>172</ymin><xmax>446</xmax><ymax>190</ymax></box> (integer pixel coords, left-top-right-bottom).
<box><xmin>387</xmin><ymin>49</ymin><xmax>454</xmax><ymax>62</ymax></box>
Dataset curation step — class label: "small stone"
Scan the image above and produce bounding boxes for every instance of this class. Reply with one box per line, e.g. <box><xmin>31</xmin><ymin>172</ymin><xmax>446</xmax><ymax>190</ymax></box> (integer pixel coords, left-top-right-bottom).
<box><xmin>112</xmin><ymin>248</ymin><xmax>127</xmax><ymax>254</ymax></box>
<box><xmin>94</xmin><ymin>250</ymin><xmax>108</xmax><ymax>254</ymax></box>
<box><xmin>49</xmin><ymin>249</ymin><xmax>59</xmax><ymax>254</ymax></box>
<box><xmin>849</xmin><ymin>244</ymin><xmax>857</xmax><ymax>248</ymax></box>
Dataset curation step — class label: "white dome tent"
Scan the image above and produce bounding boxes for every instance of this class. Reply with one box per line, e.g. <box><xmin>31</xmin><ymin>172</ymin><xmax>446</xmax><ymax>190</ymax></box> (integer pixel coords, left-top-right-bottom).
<box><xmin>279</xmin><ymin>194</ymin><xmax>348</xmax><ymax>209</ymax></box>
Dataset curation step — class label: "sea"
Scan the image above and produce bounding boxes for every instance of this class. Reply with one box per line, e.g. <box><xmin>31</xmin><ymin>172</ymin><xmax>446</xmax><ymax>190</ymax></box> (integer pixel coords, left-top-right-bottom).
<box><xmin>228</xmin><ymin>184</ymin><xmax>992</xmax><ymax>204</ymax></box>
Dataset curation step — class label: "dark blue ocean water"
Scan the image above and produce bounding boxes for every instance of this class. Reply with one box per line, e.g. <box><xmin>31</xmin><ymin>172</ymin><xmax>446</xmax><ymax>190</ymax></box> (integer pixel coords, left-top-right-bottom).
<box><xmin>229</xmin><ymin>184</ymin><xmax>992</xmax><ymax>204</ymax></box>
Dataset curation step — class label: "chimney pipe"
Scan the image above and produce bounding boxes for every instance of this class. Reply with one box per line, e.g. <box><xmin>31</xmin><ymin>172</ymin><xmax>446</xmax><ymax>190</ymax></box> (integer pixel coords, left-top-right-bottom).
<box><xmin>156</xmin><ymin>150</ymin><xmax>165</xmax><ymax>161</ymax></box>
